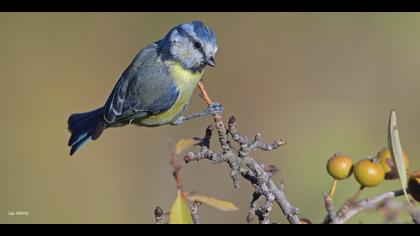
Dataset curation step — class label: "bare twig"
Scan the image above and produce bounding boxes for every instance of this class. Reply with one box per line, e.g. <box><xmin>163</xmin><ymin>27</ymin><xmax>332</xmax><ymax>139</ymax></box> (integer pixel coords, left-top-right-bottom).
<box><xmin>190</xmin><ymin>201</ymin><xmax>202</xmax><ymax>224</ymax></box>
<box><xmin>163</xmin><ymin>141</ymin><xmax>203</xmax><ymax>224</ymax></box>
<box><xmin>323</xmin><ymin>193</ymin><xmax>337</xmax><ymax>224</ymax></box>
<box><xmin>255</xmin><ymin>192</ymin><xmax>275</xmax><ymax>224</ymax></box>
<box><xmin>247</xmin><ymin>192</ymin><xmax>261</xmax><ymax>224</ymax></box>
<box><xmin>332</xmin><ymin>189</ymin><xmax>406</xmax><ymax>224</ymax></box>
<box><xmin>154</xmin><ymin>206</ymin><xmax>165</xmax><ymax>224</ymax></box>
<box><xmin>169</xmin><ymin>142</ymin><xmax>183</xmax><ymax>191</ymax></box>
<box><xmin>409</xmin><ymin>207</ymin><xmax>420</xmax><ymax>224</ymax></box>
<box><xmin>376</xmin><ymin>199</ymin><xmax>420</xmax><ymax>224</ymax></box>
<box><xmin>183</xmin><ymin>82</ymin><xmax>301</xmax><ymax>224</ymax></box>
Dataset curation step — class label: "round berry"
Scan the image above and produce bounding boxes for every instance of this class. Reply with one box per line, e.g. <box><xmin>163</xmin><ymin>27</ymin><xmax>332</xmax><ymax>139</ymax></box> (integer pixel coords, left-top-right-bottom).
<box><xmin>377</xmin><ymin>148</ymin><xmax>410</xmax><ymax>180</ymax></box>
<box><xmin>354</xmin><ymin>159</ymin><xmax>385</xmax><ymax>187</ymax></box>
<box><xmin>327</xmin><ymin>153</ymin><xmax>354</xmax><ymax>180</ymax></box>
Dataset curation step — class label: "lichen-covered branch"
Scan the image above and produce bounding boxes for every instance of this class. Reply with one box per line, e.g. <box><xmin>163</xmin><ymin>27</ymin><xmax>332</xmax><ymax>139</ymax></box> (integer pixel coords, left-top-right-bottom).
<box><xmin>181</xmin><ymin>81</ymin><xmax>301</xmax><ymax>224</ymax></box>
<box><xmin>335</xmin><ymin>189</ymin><xmax>404</xmax><ymax>224</ymax></box>
<box><xmin>410</xmin><ymin>207</ymin><xmax>420</xmax><ymax>224</ymax></box>
<box><xmin>154</xmin><ymin>206</ymin><xmax>165</xmax><ymax>224</ymax></box>
<box><xmin>153</xmin><ymin>81</ymin><xmax>419</xmax><ymax>224</ymax></box>
<box><xmin>323</xmin><ymin>189</ymin><xmax>420</xmax><ymax>224</ymax></box>
<box><xmin>184</xmin><ymin>116</ymin><xmax>300</xmax><ymax>224</ymax></box>
<box><xmin>190</xmin><ymin>201</ymin><xmax>202</xmax><ymax>224</ymax></box>
<box><xmin>323</xmin><ymin>193</ymin><xmax>337</xmax><ymax>224</ymax></box>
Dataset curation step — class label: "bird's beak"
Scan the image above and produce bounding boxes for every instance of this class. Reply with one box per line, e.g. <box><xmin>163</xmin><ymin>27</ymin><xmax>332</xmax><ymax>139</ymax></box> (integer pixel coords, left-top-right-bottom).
<box><xmin>204</xmin><ymin>56</ymin><xmax>216</xmax><ymax>67</ymax></box>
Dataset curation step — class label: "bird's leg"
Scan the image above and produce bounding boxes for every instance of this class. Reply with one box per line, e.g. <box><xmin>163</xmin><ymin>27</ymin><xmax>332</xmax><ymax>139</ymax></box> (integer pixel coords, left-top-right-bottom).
<box><xmin>172</xmin><ymin>102</ymin><xmax>224</xmax><ymax>125</ymax></box>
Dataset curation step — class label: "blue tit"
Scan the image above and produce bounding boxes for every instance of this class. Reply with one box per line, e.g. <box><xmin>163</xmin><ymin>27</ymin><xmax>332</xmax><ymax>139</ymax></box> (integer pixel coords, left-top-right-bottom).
<box><xmin>68</xmin><ymin>21</ymin><xmax>223</xmax><ymax>156</ymax></box>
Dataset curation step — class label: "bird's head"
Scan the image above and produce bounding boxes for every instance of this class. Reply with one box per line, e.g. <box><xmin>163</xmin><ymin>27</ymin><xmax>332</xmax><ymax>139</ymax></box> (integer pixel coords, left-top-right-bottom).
<box><xmin>160</xmin><ymin>21</ymin><xmax>218</xmax><ymax>72</ymax></box>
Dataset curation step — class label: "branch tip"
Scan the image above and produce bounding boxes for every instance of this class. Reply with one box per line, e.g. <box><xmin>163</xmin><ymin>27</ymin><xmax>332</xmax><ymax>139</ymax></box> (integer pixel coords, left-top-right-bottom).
<box><xmin>228</xmin><ymin>116</ymin><xmax>237</xmax><ymax>125</ymax></box>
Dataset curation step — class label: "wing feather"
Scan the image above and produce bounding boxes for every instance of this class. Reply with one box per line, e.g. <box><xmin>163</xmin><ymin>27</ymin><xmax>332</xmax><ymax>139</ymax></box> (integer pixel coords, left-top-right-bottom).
<box><xmin>103</xmin><ymin>42</ymin><xmax>179</xmax><ymax>124</ymax></box>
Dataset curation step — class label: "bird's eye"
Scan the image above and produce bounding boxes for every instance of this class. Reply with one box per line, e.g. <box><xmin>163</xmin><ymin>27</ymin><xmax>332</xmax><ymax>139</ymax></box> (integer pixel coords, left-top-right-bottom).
<box><xmin>194</xmin><ymin>41</ymin><xmax>202</xmax><ymax>49</ymax></box>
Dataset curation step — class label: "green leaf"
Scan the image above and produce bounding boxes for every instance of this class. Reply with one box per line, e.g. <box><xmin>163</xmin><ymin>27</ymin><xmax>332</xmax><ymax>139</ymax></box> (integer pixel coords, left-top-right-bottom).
<box><xmin>189</xmin><ymin>195</ymin><xmax>239</xmax><ymax>212</ymax></box>
<box><xmin>388</xmin><ymin>110</ymin><xmax>411</xmax><ymax>204</ymax></box>
<box><xmin>169</xmin><ymin>191</ymin><xmax>193</xmax><ymax>224</ymax></box>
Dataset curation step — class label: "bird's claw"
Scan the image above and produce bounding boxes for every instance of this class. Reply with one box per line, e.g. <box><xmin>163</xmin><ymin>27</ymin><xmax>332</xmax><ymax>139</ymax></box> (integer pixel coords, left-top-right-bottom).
<box><xmin>171</xmin><ymin>102</ymin><xmax>224</xmax><ymax>125</ymax></box>
<box><xmin>207</xmin><ymin>102</ymin><xmax>224</xmax><ymax>116</ymax></box>
<box><xmin>171</xmin><ymin>116</ymin><xmax>184</xmax><ymax>125</ymax></box>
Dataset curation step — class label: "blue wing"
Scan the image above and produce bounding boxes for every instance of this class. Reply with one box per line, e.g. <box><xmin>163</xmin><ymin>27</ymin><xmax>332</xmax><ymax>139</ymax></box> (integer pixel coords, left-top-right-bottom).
<box><xmin>103</xmin><ymin>42</ymin><xmax>179</xmax><ymax>124</ymax></box>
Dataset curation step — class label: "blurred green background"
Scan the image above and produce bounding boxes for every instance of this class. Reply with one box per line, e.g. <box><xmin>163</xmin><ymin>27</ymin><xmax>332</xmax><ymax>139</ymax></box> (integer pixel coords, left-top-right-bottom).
<box><xmin>1</xmin><ymin>13</ymin><xmax>419</xmax><ymax>224</ymax></box>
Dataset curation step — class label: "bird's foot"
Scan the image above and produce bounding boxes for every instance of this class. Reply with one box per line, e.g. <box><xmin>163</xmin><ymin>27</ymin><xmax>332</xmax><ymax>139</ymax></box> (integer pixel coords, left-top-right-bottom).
<box><xmin>206</xmin><ymin>102</ymin><xmax>224</xmax><ymax>116</ymax></box>
<box><xmin>172</xmin><ymin>116</ymin><xmax>185</xmax><ymax>125</ymax></box>
<box><xmin>171</xmin><ymin>102</ymin><xmax>224</xmax><ymax>125</ymax></box>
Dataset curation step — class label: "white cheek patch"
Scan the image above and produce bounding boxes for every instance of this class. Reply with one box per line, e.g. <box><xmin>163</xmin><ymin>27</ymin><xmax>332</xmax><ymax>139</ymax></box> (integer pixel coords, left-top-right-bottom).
<box><xmin>182</xmin><ymin>50</ymin><xmax>191</xmax><ymax>59</ymax></box>
<box><xmin>171</xmin><ymin>40</ymin><xmax>201</xmax><ymax>69</ymax></box>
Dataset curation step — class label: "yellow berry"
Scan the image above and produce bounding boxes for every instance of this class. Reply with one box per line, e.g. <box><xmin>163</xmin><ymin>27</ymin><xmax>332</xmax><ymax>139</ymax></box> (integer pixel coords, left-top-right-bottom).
<box><xmin>378</xmin><ymin>148</ymin><xmax>410</xmax><ymax>180</ymax></box>
<box><xmin>354</xmin><ymin>159</ymin><xmax>385</xmax><ymax>187</ymax></box>
<box><xmin>327</xmin><ymin>153</ymin><xmax>353</xmax><ymax>180</ymax></box>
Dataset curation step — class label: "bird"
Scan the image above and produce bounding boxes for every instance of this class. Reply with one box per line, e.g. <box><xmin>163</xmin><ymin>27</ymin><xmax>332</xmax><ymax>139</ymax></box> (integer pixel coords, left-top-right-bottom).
<box><xmin>67</xmin><ymin>21</ymin><xmax>223</xmax><ymax>156</ymax></box>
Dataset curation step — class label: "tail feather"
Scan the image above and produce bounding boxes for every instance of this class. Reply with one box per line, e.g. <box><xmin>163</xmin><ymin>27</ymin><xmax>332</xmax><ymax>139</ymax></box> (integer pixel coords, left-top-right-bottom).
<box><xmin>68</xmin><ymin>108</ymin><xmax>103</xmax><ymax>132</ymax></box>
<box><xmin>70</xmin><ymin>135</ymin><xmax>92</xmax><ymax>156</ymax></box>
<box><xmin>68</xmin><ymin>110</ymin><xmax>101</xmax><ymax>146</ymax></box>
<box><xmin>68</xmin><ymin>107</ymin><xmax>105</xmax><ymax>156</ymax></box>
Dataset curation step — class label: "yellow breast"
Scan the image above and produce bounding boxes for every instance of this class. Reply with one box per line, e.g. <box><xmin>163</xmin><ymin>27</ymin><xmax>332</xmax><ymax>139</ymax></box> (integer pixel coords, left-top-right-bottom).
<box><xmin>140</xmin><ymin>61</ymin><xmax>203</xmax><ymax>126</ymax></box>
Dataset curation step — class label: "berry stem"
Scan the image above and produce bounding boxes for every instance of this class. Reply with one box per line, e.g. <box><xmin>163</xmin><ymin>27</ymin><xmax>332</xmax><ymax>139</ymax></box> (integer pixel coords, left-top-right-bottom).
<box><xmin>348</xmin><ymin>185</ymin><xmax>365</xmax><ymax>204</ymax></box>
<box><xmin>328</xmin><ymin>179</ymin><xmax>338</xmax><ymax>198</ymax></box>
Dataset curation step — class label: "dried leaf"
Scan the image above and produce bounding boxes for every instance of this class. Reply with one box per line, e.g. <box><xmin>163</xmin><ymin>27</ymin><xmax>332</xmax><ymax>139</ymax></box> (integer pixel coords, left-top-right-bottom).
<box><xmin>189</xmin><ymin>195</ymin><xmax>239</xmax><ymax>212</ymax></box>
<box><xmin>175</xmin><ymin>139</ymin><xmax>199</xmax><ymax>155</ymax></box>
<box><xmin>388</xmin><ymin>110</ymin><xmax>411</xmax><ymax>204</ymax></box>
<box><xmin>169</xmin><ymin>190</ymin><xmax>193</xmax><ymax>224</ymax></box>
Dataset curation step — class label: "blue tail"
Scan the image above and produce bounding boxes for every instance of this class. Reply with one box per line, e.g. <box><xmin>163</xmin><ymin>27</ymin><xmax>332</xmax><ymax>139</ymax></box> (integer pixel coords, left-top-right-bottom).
<box><xmin>68</xmin><ymin>107</ymin><xmax>105</xmax><ymax>156</ymax></box>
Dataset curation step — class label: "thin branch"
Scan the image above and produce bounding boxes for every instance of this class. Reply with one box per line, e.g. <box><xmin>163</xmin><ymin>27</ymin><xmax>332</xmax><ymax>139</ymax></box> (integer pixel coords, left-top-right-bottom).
<box><xmin>197</xmin><ymin>81</ymin><xmax>214</xmax><ymax>106</ymax></box>
<box><xmin>247</xmin><ymin>192</ymin><xmax>261</xmax><ymax>224</ymax></box>
<box><xmin>169</xmin><ymin>142</ymin><xmax>183</xmax><ymax>191</ymax></box>
<box><xmin>410</xmin><ymin>208</ymin><xmax>420</xmax><ymax>224</ymax></box>
<box><xmin>323</xmin><ymin>193</ymin><xmax>337</xmax><ymax>224</ymax></box>
<box><xmin>333</xmin><ymin>189</ymin><xmax>405</xmax><ymax>224</ymax></box>
<box><xmin>166</xmin><ymin>141</ymin><xmax>204</xmax><ymax>224</ymax></box>
<box><xmin>394</xmin><ymin>199</ymin><xmax>420</xmax><ymax>224</ymax></box>
<box><xmin>182</xmin><ymin>81</ymin><xmax>301</xmax><ymax>224</ymax></box>
<box><xmin>154</xmin><ymin>206</ymin><xmax>165</xmax><ymax>224</ymax></box>
<box><xmin>255</xmin><ymin>192</ymin><xmax>275</xmax><ymax>224</ymax></box>
<box><xmin>190</xmin><ymin>201</ymin><xmax>202</xmax><ymax>224</ymax></box>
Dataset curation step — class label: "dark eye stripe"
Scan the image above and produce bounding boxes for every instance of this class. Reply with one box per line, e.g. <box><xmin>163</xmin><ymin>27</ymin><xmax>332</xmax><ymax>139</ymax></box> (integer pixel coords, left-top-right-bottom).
<box><xmin>178</xmin><ymin>27</ymin><xmax>207</xmax><ymax>57</ymax></box>
<box><xmin>192</xmin><ymin>39</ymin><xmax>206</xmax><ymax>57</ymax></box>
